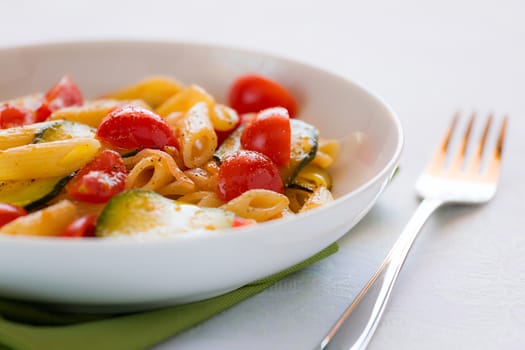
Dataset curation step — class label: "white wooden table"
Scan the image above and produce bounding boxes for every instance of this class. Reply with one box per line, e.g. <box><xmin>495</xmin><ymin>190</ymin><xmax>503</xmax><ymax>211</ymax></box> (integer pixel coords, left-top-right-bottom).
<box><xmin>1</xmin><ymin>0</ymin><xmax>524</xmax><ymax>348</ymax></box>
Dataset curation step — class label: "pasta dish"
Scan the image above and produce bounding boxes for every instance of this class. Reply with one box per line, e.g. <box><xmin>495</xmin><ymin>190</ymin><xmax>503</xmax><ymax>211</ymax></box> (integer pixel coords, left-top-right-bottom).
<box><xmin>0</xmin><ymin>74</ymin><xmax>338</xmax><ymax>238</ymax></box>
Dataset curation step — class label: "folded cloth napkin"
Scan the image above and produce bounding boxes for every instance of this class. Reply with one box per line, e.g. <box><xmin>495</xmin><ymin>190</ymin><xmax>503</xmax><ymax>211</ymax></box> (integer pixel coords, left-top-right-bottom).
<box><xmin>0</xmin><ymin>243</ymin><xmax>338</xmax><ymax>350</ymax></box>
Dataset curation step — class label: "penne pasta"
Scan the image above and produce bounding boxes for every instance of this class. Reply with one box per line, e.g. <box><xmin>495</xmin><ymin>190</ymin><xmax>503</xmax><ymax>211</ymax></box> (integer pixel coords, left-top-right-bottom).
<box><xmin>125</xmin><ymin>149</ymin><xmax>195</xmax><ymax>195</ymax></box>
<box><xmin>0</xmin><ymin>138</ymin><xmax>100</xmax><ymax>180</ymax></box>
<box><xmin>311</xmin><ymin>138</ymin><xmax>340</xmax><ymax>168</ymax></box>
<box><xmin>0</xmin><ymin>121</ymin><xmax>56</xmax><ymax>150</ymax></box>
<box><xmin>0</xmin><ymin>200</ymin><xmax>77</xmax><ymax>236</ymax></box>
<box><xmin>49</xmin><ymin>99</ymin><xmax>150</xmax><ymax>127</ymax></box>
<box><xmin>156</xmin><ymin>84</ymin><xmax>215</xmax><ymax>117</ymax></box>
<box><xmin>103</xmin><ymin>76</ymin><xmax>183</xmax><ymax>108</ymax></box>
<box><xmin>156</xmin><ymin>85</ymin><xmax>239</xmax><ymax>133</ymax></box>
<box><xmin>211</xmin><ymin>104</ymin><xmax>239</xmax><ymax>132</ymax></box>
<box><xmin>221</xmin><ymin>189</ymin><xmax>290</xmax><ymax>222</ymax></box>
<box><xmin>177</xmin><ymin>191</ymin><xmax>224</xmax><ymax>208</ymax></box>
<box><xmin>184</xmin><ymin>160</ymin><xmax>220</xmax><ymax>192</ymax></box>
<box><xmin>179</xmin><ymin>102</ymin><xmax>218</xmax><ymax>168</ymax></box>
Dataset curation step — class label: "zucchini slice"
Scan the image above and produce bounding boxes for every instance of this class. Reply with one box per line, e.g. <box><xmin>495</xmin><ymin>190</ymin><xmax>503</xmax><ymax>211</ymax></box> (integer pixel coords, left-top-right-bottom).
<box><xmin>213</xmin><ymin>125</ymin><xmax>244</xmax><ymax>162</ymax></box>
<box><xmin>96</xmin><ymin>189</ymin><xmax>236</xmax><ymax>237</ymax></box>
<box><xmin>0</xmin><ymin>121</ymin><xmax>92</xmax><ymax>210</ymax></box>
<box><xmin>0</xmin><ymin>121</ymin><xmax>56</xmax><ymax>150</ymax></box>
<box><xmin>214</xmin><ymin>119</ymin><xmax>319</xmax><ymax>185</ymax></box>
<box><xmin>279</xmin><ymin>119</ymin><xmax>319</xmax><ymax>185</ymax></box>
<box><xmin>32</xmin><ymin>120</ymin><xmax>95</xmax><ymax>144</ymax></box>
<box><xmin>0</xmin><ymin>174</ymin><xmax>73</xmax><ymax>211</ymax></box>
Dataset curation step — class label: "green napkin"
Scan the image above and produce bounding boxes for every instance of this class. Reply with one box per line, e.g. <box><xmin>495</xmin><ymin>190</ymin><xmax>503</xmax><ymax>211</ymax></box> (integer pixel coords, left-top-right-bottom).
<box><xmin>0</xmin><ymin>243</ymin><xmax>338</xmax><ymax>350</ymax></box>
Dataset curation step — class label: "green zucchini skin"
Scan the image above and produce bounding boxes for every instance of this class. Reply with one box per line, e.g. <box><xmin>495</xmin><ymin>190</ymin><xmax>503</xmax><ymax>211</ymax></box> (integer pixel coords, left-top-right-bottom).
<box><xmin>279</xmin><ymin>119</ymin><xmax>319</xmax><ymax>185</ymax></box>
<box><xmin>214</xmin><ymin>119</ymin><xmax>319</xmax><ymax>185</ymax></box>
<box><xmin>95</xmin><ymin>189</ymin><xmax>236</xmax><ymax>237</ymax></box>
<box><xmin>31</xmin><ymin>120</ymin><xmax>95</xmax><ymax>144</ymax></box>
<box><xmin>0</xmin><ymin>173</ymin><xmax>74</xmax><ymax>211</ymax></box>
<box><xmin>213</xmin><ymin>125</ymin><xmax>244</xmax><ymax>163</ymax></box>
<box><xmin>0</xmin><ymin>120</ymin><xmax>96</xmax><ymax>210</ymax></box>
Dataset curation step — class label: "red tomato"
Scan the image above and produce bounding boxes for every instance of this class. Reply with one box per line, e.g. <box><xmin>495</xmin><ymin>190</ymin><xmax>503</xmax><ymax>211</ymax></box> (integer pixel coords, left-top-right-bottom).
<box><xmin>0</xmin><ymin>104</ymin><xmax>35</xmax><ymax>129</ymax></box>
<box><xmin>240</xmin><ymin>107</ymin><xmax>291</xmax><ymax>166</ymax></box>
<box><xmin>66</xmin><ymin>150</ymin><xmax>127</xmax><ymax>203</ymax></box>
<box><xmin>59</xmin><ymin>215</ymin><xmax>97</xmax><ymax>238</ymax></box>
<box><xmin>217</xmin><ymin>150</ymin><xmax>284</xmax><ymax>201</ymax></box>
<box><xmin>96</xmin><ymin>105</ymin><xmax>177</xmax><ymax>150</ymax></box>
<box><xmin>35</xmin><ymin>75</ymin><xmax>83</xmax><ymax>122</ymax></box>
<box><xmin>232</xmin><ymin>216</ymin><xmax>256</xmax><ymax>227</ymax></box>
<box><xmin>228</xmin><ymin>74</ymin><xmax>298</xmax><ymax>117</ymax></box>
<box><xmin>0</xmin><ymin>203</ymin><xmax>27</xmax><ymax>228</ymax></box>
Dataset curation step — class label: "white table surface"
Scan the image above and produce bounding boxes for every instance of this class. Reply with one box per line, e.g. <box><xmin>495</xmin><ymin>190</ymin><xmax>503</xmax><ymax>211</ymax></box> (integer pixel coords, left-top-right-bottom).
<box><xmin>1</xmin><ymin>0</ymin><xmax>524</xmax><ymax>349</ymax></box>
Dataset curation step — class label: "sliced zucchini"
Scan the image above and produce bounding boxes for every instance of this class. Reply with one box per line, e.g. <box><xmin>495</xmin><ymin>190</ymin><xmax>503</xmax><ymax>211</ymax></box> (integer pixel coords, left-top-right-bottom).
<box><xmin>279</xmin><ymin>119</ymin><xmax>319</xmax><ymax>185</ymax></box>
<box><xmin>0</xmin><ymin>121</ymin><xmax>57</xmax><ymax>150</ymax></box>
<box><xmin>32</xmin><ymin>120</ymin><xmax>95</xmax><ymax>144</ymax></box>
<box><xmin>213</xmin><ymin>125</ymin><xmax>244</xmax><ymax>162</ymax></box>
<box><xmin>0</xmin><ymin>174</ymin><xmax>73</xmax><ymax>211</ymax></box>
<box><xmin>96</xmin><ymin>189</ymin><xmax>236</xmax><ymax>237</ymax></box>
<box><xmin>214</xmin><ymin>119</ymin><xmax>319</xmax><ymax>185</ymax></box>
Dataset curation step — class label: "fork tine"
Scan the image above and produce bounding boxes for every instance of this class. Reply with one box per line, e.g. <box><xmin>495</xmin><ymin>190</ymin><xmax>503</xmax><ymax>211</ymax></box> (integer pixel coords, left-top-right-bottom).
<box><xmin>448</xmin><ymin>112</ymin><xmax>475</xmax><ymax>173</ymax></box>
<box><xmin>466</xmin><ymin>114</ymin><xmax>493</xmax><ymax>174</ymax></box>
<box><xmin>426</xmin><ymin>113</ymin><xmax>459</xmax><ymax>174</ymax></box>
<box><xmin>484</xmin><ymin>116</ymin><xmax>508</xmax><ymax>181</ymax></box>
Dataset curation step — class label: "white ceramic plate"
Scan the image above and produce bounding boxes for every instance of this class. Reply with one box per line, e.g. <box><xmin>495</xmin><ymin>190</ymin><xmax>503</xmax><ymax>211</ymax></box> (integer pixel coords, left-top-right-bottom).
<box><xmin>0</xmin><ymin>40</ymin><xmax>403</xmax><ymax>312</ymax></box>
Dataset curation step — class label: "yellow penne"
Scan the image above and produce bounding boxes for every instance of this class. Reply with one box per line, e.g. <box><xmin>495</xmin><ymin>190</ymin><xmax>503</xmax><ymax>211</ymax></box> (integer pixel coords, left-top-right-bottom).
<box><xmin>156</xmin><ymin>85</ymin><xmax>239</xmax><ymax>132</ymax></box>
<box><xmin>0</xmin><ymin>121</ymin><xmax>56</xmax><ymax>150</ymax></box>
<box><xmin>125</xmin><ymin>149</ymin><xmax>194</xmax><ymax>195</ymax></box>
<box><xmin>311</xmin><ymin>138</ymin><xmax>341</xmax><ymax>168</ymax></box>
<box><xmin>103</xmin><ymin>76</ymin><xmax>183</xmax><ymax>108</ymax></box>
<box><xmin>0</xmin><ymin>138</ymin><xmax>100</xmax><ymax>180</ymax></box>
<box><xmin>211</xmin><ymin>104</ymin><xmax>239</xmax><ymax>132</ymax></box>
<box><xmin>0</xmin><ymin>200</ymin><xmax>77</xmax><ymax>236</ymax></box>
<box><xmin>184</xmin><ymin>160</ymin><xmax>220</xmax><ymax>192</ymax></box>
<box><xmin>221</xmin><ymin>189</ymin><xmax>290</xmax><ymax>222</ymax></box>
<box><xmin>49</xmin><ymin>99</ymin><xmax>150</xmax><ymax>127</ymax></box>
<box><xmin>179</xmin><ymin>102</ymin><xmax>218</xmax><ymax>168</ymax></box>
<box><xmin>177</xmin><ymin>191</ymin><xmax>224</xmax><ymax>208</ymax></box>
<box><xmin>156</xmin><ymin>85</ymin><xmax>215</xmax><ymax>117</ymax></box>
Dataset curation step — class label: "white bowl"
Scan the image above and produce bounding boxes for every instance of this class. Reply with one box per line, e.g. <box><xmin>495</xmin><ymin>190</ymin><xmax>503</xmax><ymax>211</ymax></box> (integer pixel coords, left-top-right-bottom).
<box><xmin>0</xmin><ymin>40</ymin><xmax>403</xmax><ymax>311</ymax></box>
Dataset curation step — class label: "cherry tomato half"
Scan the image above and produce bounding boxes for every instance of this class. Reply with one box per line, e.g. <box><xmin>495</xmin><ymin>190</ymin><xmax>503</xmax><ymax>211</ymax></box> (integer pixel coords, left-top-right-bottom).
<box><xmin>66</xmin><ymin>150</ymin><xmax>127</xmax><ymax>203</ymax></box>
<box><xmin>35</xmin><ymin>75</ymin><xmax>84</xmax><ymax>122</ymax></box>
<box><xmin>0</xmin><ymin>104</ymin><xmax>35</xmax><ymax>129</ymax></box>
<box><xmin>0</xmin><ymin>203</ymin><xmax>27</xmax><ymax>228</ymax></box>
<box><xmin>217</xmin><ymin>150</ymin><xmax>284</xmax><ymax>201</ymax></box>
<box><xmin>240</xmin><ymin>107</ymin><xmax>291</xmax><ymax>166</ymax></box>
<box><xmin>228</xmin><ymin>74</ymin><xmax>298</xmax><ymax>117</ymax></box>
<box><xmin>96</xmin><ymin>105</ymin><xmax>177</xmax><ymax>150</ymax></box>
<box><xmin>232</xmin><ymin>216</ymin><xmax>256</xmax><ymax>227</ymax></box>
<box><xmin>59</xmin><ymin>215</ymin><xmax>97</xmax><ymax>238</ymax></box>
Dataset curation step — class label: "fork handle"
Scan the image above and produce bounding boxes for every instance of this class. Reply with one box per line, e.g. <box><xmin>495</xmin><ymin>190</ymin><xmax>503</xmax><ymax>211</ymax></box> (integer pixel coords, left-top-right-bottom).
<box><xmin>320</xmin><ymin>198</ymin><xmax>443</xmax><ymax>350</ymax></box>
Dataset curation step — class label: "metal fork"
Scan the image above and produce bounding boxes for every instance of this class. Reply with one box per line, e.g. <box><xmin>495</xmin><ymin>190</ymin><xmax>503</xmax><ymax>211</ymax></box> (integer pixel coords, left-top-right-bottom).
<box><xmin>319</xmin><ymin>113</ymin><xmax>508</xmax><ymax>350</ymax></box>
